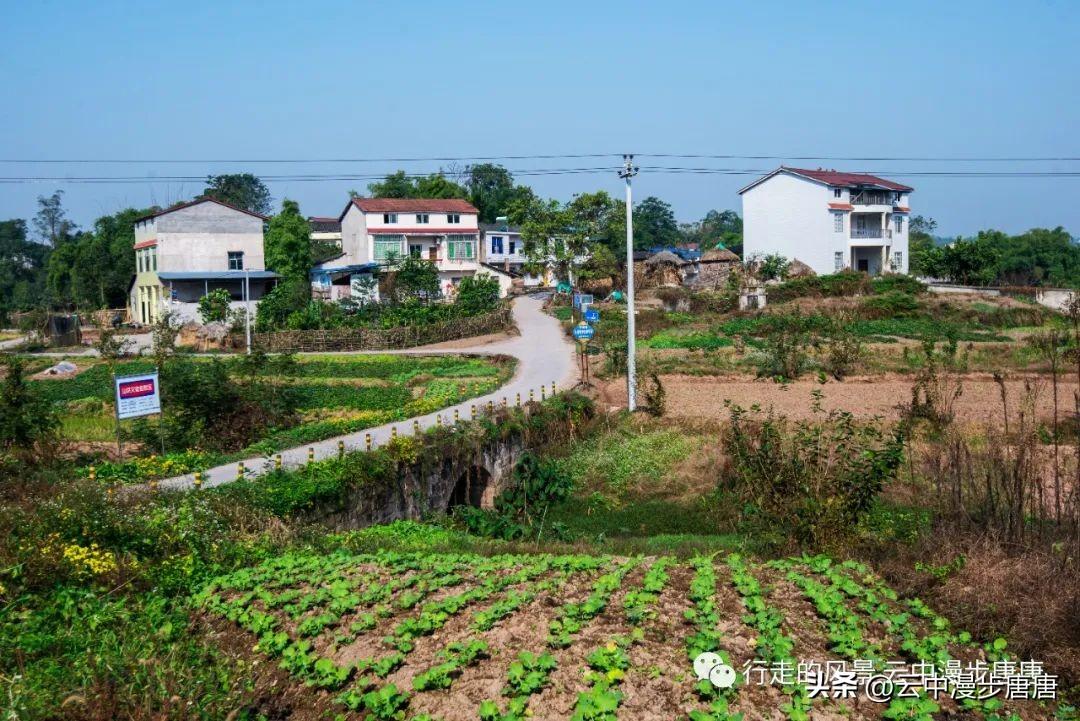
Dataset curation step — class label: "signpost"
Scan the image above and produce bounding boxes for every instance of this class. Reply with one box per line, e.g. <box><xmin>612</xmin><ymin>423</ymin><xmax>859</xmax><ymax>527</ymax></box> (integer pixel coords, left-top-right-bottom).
<box><xmin>572</xmin><ymin>322</ymin><xmax>595</xmax><ymax>341</ymax></box>
<box><xmin>584</xmin><ymin>308</ymin><xmax>600</xmax><ymax>323</ymax></box>
<box><xmin>113</xmin><ymin>370</ymin><xmax>162</xmax><ymax>458</ymax></box>
<box><xmin>573</xmin><ymin>322</ymin><xmax>595</xmax><ymax>386</ymax></box>
<box><xmin>572</xmin><ymin>293</ymin><xmax>594</xmax><ymax>310</ymax></box>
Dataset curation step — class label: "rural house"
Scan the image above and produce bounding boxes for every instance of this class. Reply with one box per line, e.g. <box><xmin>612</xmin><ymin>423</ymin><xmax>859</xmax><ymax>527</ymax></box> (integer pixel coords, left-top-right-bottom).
<box><xmin>739</xmin><ymin>167</ymin><xmax>913</xmax><ymax>276</ymax></box>
<box><xmin>322</xmin><ymin>197</ymin><xmax>482</xmax><ymax>299</ymax></box>
<box><xmin>129</xmin><ymin>198</ymin><xmax>276</xmax><ymax>325</ymax></box>
<box><xmin>480</xmin><ymin>216</ymin><xmax>552</xmax><ymax>289</ymax></box>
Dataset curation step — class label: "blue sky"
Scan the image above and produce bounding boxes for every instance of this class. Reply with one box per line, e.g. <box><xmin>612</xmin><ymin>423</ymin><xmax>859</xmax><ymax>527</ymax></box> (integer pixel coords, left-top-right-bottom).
<box><xmin>1</xmin><ymin>0</ymin><xmax>1077</xmax><ymax>237</ymax></box>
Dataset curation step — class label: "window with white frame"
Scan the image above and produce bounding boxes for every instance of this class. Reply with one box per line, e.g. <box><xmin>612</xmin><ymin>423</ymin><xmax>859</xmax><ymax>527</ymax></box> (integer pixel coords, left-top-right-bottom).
<box><xmin>833</xmin><ymin>188</ymin><xmax>842</xmax><ymax>198</ymax></box>
<box><xmin>490</xmin><ymin>235</ymin><xmax>504</xmax><ymax>254</ymax></box>
<box><xmin>508</xmin><ymin>238</ymin><xmax>517</xmax><ymax>254</ymax></box>
<box><xmin>894</xmin><ymin>215</ymin><xmax>903</xmax><ymax>234</ymax></box>
<box><xmin>446</xmin><ymin>234</ymin><xmax>475</xmax><ymax>260</ymax></box>
<box><xmin>150</xmin><ymin>248</ymin><xmax>157</xmax><ymax>271</ymax></box>
<box><xmin>228</xmin><ymin>251</ymin><xmax>244</xmax><ymax>270</ymax></box>
<box><xmin>416</xmin><ymin>213</ymin><xmax>429</xmax><ymax>224</ymax></box>
<box><xmin>373</xmin><ymin>234</ymin><xmax>403</xmax><ymax>261</ymax></box>
<box><xmin>447</xmin><ymin>213</ymin><xmax>461</xmax><ymax>224</ymax></box>
<box><xmin>409</xmin><ymin>244</ymin><xmax>423</xmax><ymax>258</ymax></box>
<box><xmin>834</xmin><ymin>251</ymin><xmax>844</xmax><ymax>270</ymax></box>
<box><xmin>892</xmin><ymin>251</ymin><xmax>903</xmax><ymax>270</ymax></box>
<box><xmin>833</xmin><ymin>212</ymin><xmax>844</xmax><ymax>233</ymax></box>
<box><xmin>382</xmin><ymin>213</ymin><xmax>398</xmax><ymax>224</ymax></box>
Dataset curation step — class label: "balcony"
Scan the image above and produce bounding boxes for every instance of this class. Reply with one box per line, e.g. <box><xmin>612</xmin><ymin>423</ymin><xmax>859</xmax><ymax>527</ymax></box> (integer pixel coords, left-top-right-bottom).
<box><xmin>850</xmin><ymin>192</ymin><xmax>899</xmax><ymax>206</ymax></box>
<box><xmin>850</xmin><ymin>228</ymin><xmax>894</xmax><ymax>240</ymax></box>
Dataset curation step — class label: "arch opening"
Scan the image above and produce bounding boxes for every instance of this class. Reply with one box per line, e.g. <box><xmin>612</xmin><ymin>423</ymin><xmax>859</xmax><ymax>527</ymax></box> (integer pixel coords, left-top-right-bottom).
<box><xmin>446</xmin><ymin>465</ymin><xmax>492</xmax><ymax>511</ymax></box>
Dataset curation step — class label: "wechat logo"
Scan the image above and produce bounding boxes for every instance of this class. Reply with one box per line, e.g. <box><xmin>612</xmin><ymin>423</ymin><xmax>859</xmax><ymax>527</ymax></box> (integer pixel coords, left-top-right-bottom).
<box><xmin>693</xmin><ymin>652</ymin><xmax>736</xmax><ymax>689</ymax></box>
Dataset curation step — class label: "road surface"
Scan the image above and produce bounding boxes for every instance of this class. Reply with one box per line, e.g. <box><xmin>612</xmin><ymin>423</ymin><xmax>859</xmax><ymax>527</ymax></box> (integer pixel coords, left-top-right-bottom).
<box><xmin>157</xmin><ymin>295</ymin><xmax>577</xmax><ymax>491</ymax></box>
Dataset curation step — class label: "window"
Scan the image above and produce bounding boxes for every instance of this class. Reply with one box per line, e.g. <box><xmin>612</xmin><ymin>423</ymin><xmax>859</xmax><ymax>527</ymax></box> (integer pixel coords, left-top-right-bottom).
<box><xmin>447</xmin><ymin>213</ymin><xmax>461</xmax><ymax>224</ymax></box>
<box><xmin>834</xmin><ymin>251</ymin><xmax>844</xmax><ymax>271</ymax></box>
<box><xmin>416</xmin><ymin>213</ymin><xmax>429</xmax><ymax>224</ymax></box>
<box><xmin>446</xmin><ymin>234</ymin><xmax>475</xmax><ymax>260</ymax></box>
<box><xmin>150</xmin><ymin>248</ymin><xmax>157</xmax><ymax>272</ymax></box>
<box><xmin>373</xmin><ymin>234</ymin><xmax>403</xmax><ymax>261</ymax></box>
<box><xmin>383</xmin><ymin>213</ymin><xmax>398</xmax><ymax>224</ymax></box>
<box><xmin>894</xmin><ymin>215</ymin><xmax>903</xmax><ymax>234</ymax></box>
<box><xmin>833</xmin><ymin>188</ymin><xmax>842</xmax><ymax>199</ymax></box>
<box><xmin>409</xmin><ymin>244</ymin><xmax>423</xmax><ymax>258</ymax></box>
<box><xmin>136</xmin><ymin>250</ymin><xmax>143</xmax><ymax>273</ymax></box>
<box><xmin>490</xmin><ymin>235</ymin><xmax>504</xmax><ymax>254</ymax></box>
<box><xmin>508</xmin><ymin>239</ymin><xmax>517</xmax><ymax>254</ymax></box>
<box><xmin>833</xmin><ymin>213</ymin><xmax>844</xmax><ymax>233</ymax></box>
<box><xmin>892</xmin><ymin>251</ymin><xmax>903</xmax><ymax>270</ymax></box>
<box><xmin>228</xmin><ymin>251</ymin><xmax>244</xmax><ymax>270</ymax></box>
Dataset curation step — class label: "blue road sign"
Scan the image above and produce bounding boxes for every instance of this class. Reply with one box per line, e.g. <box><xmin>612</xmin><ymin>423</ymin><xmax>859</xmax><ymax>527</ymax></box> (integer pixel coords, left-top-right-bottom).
<box><xmin>572</xmin><ymin>322</ymin><xmax>595</xmax><ymax>341</ymax></box>
<box><xmin>573</xmin><ymin>293</ymin><xmax>594</xmax><ymax>309</ymax></box>
<box><xmin>584</xmin><ymin>308</ymin><xmax>600</xmax><ymax>323</ymax></box>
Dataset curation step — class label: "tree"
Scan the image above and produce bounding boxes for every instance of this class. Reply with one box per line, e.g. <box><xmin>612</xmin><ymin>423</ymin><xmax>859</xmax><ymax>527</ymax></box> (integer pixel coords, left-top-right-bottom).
<box><xmin>0</xmin><ymin>354</ymin><xmax>58</xmax><ymax>461</ymax></box>
<box><xmin>32</xmin><ymin>190</ymin><xmax>77</xmax><ymax>246</ymax></box>
<box><xmin>633</xmin><ymin>196</ymin><xmax>680</xmax><ymax>249</ymax></box>
<box><xmin>385</xmin><ymin>252</ymin><xmax>439</xmax><ymax>302</ymax></box>
<box><xmin>264</xmin><ymin>199</ymin><xmax>313</xmax><ymax>281</ymax></box>
<box><xmin>463</xmin><ymin>163</ymin><xmax>532</xmax><ymax>223</ymax></box>
<box><xmin>0</xmin><ymin>220</ymin><xmax>48</xmax><ymax>322</ymax></box>
<box><xmin>44</xmin><ymin>207</ymin><xmax>150</xmax><ymax>309</ymax></box>
<box><xmin>198</xmin><ymin>288</ymin><xmax>232</xmax><ymax>323</ymax></box>
<box><xmin>202</xmin><ymin>174</ymin><xmax>272</xmax><ymax>215</ymax></box>
<box><xmin>908</xmin><ymin>215</ymin><xmax>940</xmax><ymax>277</ymax></box>
<box><xmin>366</xmin><ymin>171</ymin><xmax>467</xmax><ymax>199</ymax></box>
<box><xmin>939</xmin><ymin>235</ymin><xmax>1000</xmax><ymax>286</ymax></box>
<box><xmin>510</xmin><ymin>190</ymin><xmax>624</xmax><ymax>284</ymax></box>
<box><xmin>681</xmin><ymin>209</ymin><xmax>743</xmax><ymax>255</ymax></box>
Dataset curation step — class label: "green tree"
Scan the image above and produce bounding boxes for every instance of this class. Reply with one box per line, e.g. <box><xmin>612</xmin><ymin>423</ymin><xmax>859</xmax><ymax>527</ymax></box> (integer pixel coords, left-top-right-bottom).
<box><xmin>32</xmin><ymin>190</ymin><xmax>77</xmax><ymax>246</ymax></box>
<box><xmin>254</xmin><ymin>277</ymin><xmax>311</xmax><ymax>332</ymax></box>
<box><xmin>939</xmin><ymin>235</ymin><xmax>1000</xmax><ymax>285</ymax></box>
<box><xmin>0</xmin><ymin>220</ymin><xmax>48</xmax><ymax>322</ymax></box>
<box><xmin>264</xmin><ymin>199</ymin><xmax>313</xmax><ymax>281</ymax></box>
<box><xmin>464</xmin><ymin>163</ymin><xmax>532</xmax><ymax>223</ymax></box>
<box><xmin>366</xmin><ymin>171</ymin><xmax>467</xmax><ymax>199</ymax></box>
<box><xmin>198</xmin><ymin>288</ymin><xmax>232</xmax><ymax>323</ymax></box>
<box><xmin>633</xmin><ymin>196</ymin><xmax>680</xmax><ymax>249</ymax></box>
<box><xmin>681</xmin><ymin>209</ymin><xmax>743</xmax><ymax>255</ymax></box>
<box><xmin>385</xmin><ymin>252</ymin><xmax>439</xmax><ymax>302</ymax></box>
<box><xmin>908</xmin><ymin>216</ymin><xmax>940</xmax><ymax>277</ymax></box>
<box><xmin>202</xmin><ymin>174</ymin><xmax>272</xmax><ymax>215</ymax></box>
<box><xmin>45</xmin><ymin>207</ymin><xmax>150</xmax><ymax>309</ymax></box>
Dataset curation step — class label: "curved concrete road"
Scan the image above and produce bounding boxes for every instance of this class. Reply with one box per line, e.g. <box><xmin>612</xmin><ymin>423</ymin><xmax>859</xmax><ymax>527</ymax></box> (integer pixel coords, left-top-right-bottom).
<box><xmin>158</xmin><ymin>295</ymin><xmax>577</xmax><ymax>491</ymax></box>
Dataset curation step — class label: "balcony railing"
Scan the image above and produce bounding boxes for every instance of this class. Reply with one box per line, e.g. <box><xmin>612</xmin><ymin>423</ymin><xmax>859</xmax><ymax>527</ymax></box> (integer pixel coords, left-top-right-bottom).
<box><xmin>851</xmin><ymin>228</ymin><xmax>883</xmax><ymax>239</ymax></box>
<box><xmin>851</xmin><ymin>192</ymin><xmax>899</xmax><ymax>206</ymax></box>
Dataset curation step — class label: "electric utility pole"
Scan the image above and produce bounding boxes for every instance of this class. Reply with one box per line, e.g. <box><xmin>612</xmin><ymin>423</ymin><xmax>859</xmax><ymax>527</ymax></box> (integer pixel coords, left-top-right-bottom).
<box><xmin>244</xmin><ymin>268</ymin><xmax>252</xmax><ymax>354</ymax></box>
<box><xmin>619</xmin><ymin>154</ymin><xmax>639</xmax><ymax>411</ymax></box>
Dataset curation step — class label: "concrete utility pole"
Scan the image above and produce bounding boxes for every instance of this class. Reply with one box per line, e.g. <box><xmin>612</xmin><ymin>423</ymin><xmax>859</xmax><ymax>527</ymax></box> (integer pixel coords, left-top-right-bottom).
<box><xmin>619</xmin><ymin>154</ymin><xmax>639</xmax><ymax>411</ymax></box>
<box><xmin>244</xmin><ymin>268</ymin><xmax>252</xmax><ymax>354</ymax></box>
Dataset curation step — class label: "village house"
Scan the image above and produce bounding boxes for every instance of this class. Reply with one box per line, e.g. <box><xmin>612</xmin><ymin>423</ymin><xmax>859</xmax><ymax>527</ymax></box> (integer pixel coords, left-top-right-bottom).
<box><xmin>479</xmin><ymin>216</ymin><xmax>553</xmax><ymax>289</ymax></box>
<box><xmin>739</xmin><ymin>167</ymin><xmax>913</xmax><ymax>276</ymax></box>
<box><xmin>129</xmin><ymin>198</ymin><xmax>276</xmax><ymax>325</ymax></box>
<box><xmin>316</xmin><ymin>197</ymin><xmax>482</xmax><ymax>299</ymax></box>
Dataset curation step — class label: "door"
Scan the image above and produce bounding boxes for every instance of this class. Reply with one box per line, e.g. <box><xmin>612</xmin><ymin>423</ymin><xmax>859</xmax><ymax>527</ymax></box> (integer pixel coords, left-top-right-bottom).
<box><xmin>428</xmin><ymin>246</ymin><xmax>438</xmax><ymax>261</ymax></box>
<box><xmin>857</xmin><ymin>258</ymin><xmax>869</xmax><ymax>273</ymax></box>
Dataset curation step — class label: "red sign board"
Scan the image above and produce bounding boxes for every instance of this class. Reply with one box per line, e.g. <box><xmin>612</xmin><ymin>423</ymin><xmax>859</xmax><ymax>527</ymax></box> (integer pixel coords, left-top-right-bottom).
<box><xmin>118</xmin><ymin>379</ymin><xmax>156</xmax><ymax>399</ymax></box>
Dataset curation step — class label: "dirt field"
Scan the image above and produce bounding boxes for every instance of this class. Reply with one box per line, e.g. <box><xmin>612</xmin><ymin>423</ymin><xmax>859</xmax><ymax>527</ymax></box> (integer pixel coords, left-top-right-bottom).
<box><xmin>597</xmin><ymin>373</ymin><xmax>1078</xmax><ymax>425</ymax></box>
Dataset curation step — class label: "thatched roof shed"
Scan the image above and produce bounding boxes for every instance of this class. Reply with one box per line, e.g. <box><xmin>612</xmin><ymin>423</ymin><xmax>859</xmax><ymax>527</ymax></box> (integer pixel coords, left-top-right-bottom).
<box><xmin>787</xmin><ymin>259</ymin><xmax>816</xmax><ymax>278</ymax></box>
<box><xmin>701</xmin><ymin>248</ymin><xmax>740</xmax><ymax>263</ymax></box>
<box><xmin>645</xmin><ymin>250</ymin><xmax>689</xmax><ymax>267</ymax></box>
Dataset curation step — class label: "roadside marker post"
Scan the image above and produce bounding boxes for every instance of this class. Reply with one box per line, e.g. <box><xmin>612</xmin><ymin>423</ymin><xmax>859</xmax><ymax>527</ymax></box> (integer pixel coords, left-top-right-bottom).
<box><xmin>338</xmin><ymin>440</ymin><xmax>345</xmax><ymax>458</ymax></box>
<box><xmin>414</xmin><ymin>419</ymin><xmax>421</xmax><ymax>435</ymax></box>
<box><xmin>193</xmin><ymin>471</ymin><xmax>203</xmax><ymax>491</ymax></box>
<box><xmin>149</xmin><ymin>478</ymin><xmax>159</xmax><ymax>493</ymax></box>
<box><xmin>471</xmin><ymin>404</ymin><xmax>477</xmax><ymax>420</ymax></box>
<box><xmin>516</xmin><ymin>392</ymin><xmax>521</xmax><ymax>407</ymax></box>
<box><xmin>365</xmin><ymin>433</ymin><xmax>372</xmax><ymax>450</ymax></box>
<box><xmin>487</xmin><ymin>399</ymin><xmax>494</xmax><ymax>414</ymax></box>
<box><xmin>437</xmin><ymin>414</ymin><xmax>442</xmax><ymax>427</ymax></box>
<box><xmin>88</xmin><ymin>466</ymin><xmax>96</xmax><ymax>482</ymax></box>
<box><xmin>391</xmin><ymin>426</ymin><xmax>398</xmax><ymax>440</ymax></box>
<box><xmin>551</xmin><ymin>381</ymin><xmax>556</xmax><ymax>395</ymax></box>
<box><xmin>308</xmin><ymin>447</ymin><xmax>315</xmax><ymax>464</ymax></box>
<box><xmin>529</xmin><ymin>389</ymin><xmax>535</xmax><ymax>403</ymax></box>
<box><xmin>541</xmin><ymin>385</ymin><xmax>546</xmax><ymax>401</ymax></box>
<box><xmin>275</xmin><ymin>454</ymin><xmax>282</xmax><ymax>470</ymax></box>
<box><xmin>236</xmin><ymin>462</ymin><xmax>244</xmax><ymax>480</ymax></box>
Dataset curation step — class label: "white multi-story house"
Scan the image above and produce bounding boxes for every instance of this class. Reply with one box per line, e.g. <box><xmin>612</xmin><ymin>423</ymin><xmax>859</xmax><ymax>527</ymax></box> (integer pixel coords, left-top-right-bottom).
<box><xmin>738</xmin><ymin>167</ymin><xmax>913</xmax><ymax>276</ymax></box>
<box><xmin>480</xmin><ymin>218</ymin><xmax>525</xmax><ymax>272</ymax></box>
<box><xmin>321</xmin><ymin>197</ymin><xmax>481</xmax><ymax>298</ymax></box>
<box><xmin>128</xmin><ymin>197</ymin><xmax>275</xmax><ymax>324</ymax></box>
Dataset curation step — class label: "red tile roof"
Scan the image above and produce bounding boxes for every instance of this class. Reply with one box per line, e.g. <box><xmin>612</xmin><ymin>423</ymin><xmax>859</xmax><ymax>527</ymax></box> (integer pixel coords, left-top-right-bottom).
<box><xmin>132</xmin><ymin>239</ymin><xmax>158</xmax><ymax>250</ymax></box>
<box><xmin>894</xmin><ymin>206</ymin><xmax>911</xmax><ymax>213</ymax></box>
<box><xmin>348</xmin><ymin>198</ymin><xmax>479</xmax><ymax>214</ymax></box>
<box><xmin>786</xmin><ymin>167</ymin><xmax>913</xmax><ymax>192</ymax></box>
<box><xmin>828</xmin><ymin>203</ymin><xmax>854</xmax><ymax>211</ymax></box>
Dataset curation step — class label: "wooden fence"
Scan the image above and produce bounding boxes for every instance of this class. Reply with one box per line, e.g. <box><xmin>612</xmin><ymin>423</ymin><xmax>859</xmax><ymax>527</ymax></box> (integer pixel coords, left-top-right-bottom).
<box><xmin>252</xmin><ymin>307</ymin><xmax>514</xmax><ymax>353</ymax></box>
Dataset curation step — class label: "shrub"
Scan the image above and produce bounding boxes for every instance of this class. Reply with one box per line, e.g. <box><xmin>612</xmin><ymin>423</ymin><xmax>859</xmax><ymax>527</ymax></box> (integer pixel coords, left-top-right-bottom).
<box><xmin>757</xmin><ymin>253</ymin><xmax>790</xmax><ymax>281</ymax></box>
<box><xmin>820</xmin><ymin>331</ymin><xmax>864</xmax><ymax>380</ymax></box>
<box><xmin>255</xmin><ymin>277</ymin><xmax>311</xmax><ymax>332</ymax></box>
<box><xmin>0</xmin><ymin>355</ymin><xmax>58</xmax><ymax>463</ymax></box>
<box><xmin>861</xmin><ymin>291</ymin><xmax>922</xmax><ymax>319</ymax></box>
<box><xmin>721</xmin><ymin>400</ymin><xmax>904</xmax><ymax>547</ymax></box>
<box><xmin>93</xmin><ymin>327</ymin><xmax>134</xmax><ymax>359</ymax></box>
<box><xmin>870</xmin><ymin>274</ymin><xmax>927</xmax><ymax>295</ymax></box>
<box><xmin>768</xmin><ymin>270</ymin><xmax>870</xmax><ymax>303</ymax></box>
<box><xmin>454</xmin><ymin>275</ymin><xmax>500</xmax><ymax>315</ymax></box>
<box><xmin>197</xmin><ymin>288</ymin><xmax>232</xmax><ymax>324</ymax></box>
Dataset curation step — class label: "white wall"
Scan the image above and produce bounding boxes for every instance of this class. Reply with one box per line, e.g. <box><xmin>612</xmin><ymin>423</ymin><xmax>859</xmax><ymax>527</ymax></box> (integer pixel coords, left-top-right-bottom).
<box><xmin>366</xmin><ymin>211</ymin><xmax>479</xmax><ymax>231</ymax></box>
<box><xmin>742</xmin><ymin>172</ymin><xmax>839</xmax><ymax>274</ymax></box>
<box><xmin>339</xmin><ymin>204</ymin><xmax>370</xmax><ymax>264</ymax></box>
<box><xmin>483</xmin><ymin>232</ymin><xmax>525</xmax><ymax>264</ymax></box>
<box><xmin>155</xmin><ymin>202</ymin><xmax>265</xmax><ymax>272</ymax></box>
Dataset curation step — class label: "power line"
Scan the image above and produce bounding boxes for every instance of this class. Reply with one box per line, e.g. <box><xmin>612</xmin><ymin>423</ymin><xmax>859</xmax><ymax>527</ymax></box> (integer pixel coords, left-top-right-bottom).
<box><xmin>1</xmin><ymin>152</ymin><xmax>1079</xmax><ymax>164</ymax></box>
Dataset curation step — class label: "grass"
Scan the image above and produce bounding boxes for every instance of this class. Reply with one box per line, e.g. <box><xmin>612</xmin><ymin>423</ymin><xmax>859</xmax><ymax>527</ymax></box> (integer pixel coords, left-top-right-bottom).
<box><xmin>550</xmin><ymin>425</ymin><xmax>697</xmax><ymax>497</ymax></box>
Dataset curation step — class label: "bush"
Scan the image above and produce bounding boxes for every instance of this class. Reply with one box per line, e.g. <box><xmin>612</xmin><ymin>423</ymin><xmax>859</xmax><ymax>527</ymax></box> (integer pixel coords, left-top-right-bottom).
<box><xmin>820</xmin><ymin>330</ymin><xmax>864</xmax><ymax>380</ymax></box>
<box><xmin>255</xmin><ymin>277</ymin><xmax>311</xmax><ymax>332</ymax></box>
<box><xmin>454</xmin><ymin>275</ymin><xmax>500</xmax><ymax>315</ymax></box>
<box><xmin>197</xmin><ymin>288</ymin><xmax>232</xmax><ymax>324</ymax></box>
<box><xmin>861</xmin><ymin>291</ymin><xmax>922</xmax><ymax>319</ymax></box>
<box><xmin>722</xmin><ymin>401</ymin><xmax>904</xmax><ymax>547</ymax></box>
<box><xmin>768</xmin><ymin>270</ymin><xmax>870</xmax><ymax>303</ymax></box>
<box><xmin>870</xmin><ymin>274</ymin><xmax>927</xmax><ymax>295</ymax></box>
<box><xmin>0</xmin><ymin>355</ymin><xmax>58</xmax><ymax>463</ymax></box>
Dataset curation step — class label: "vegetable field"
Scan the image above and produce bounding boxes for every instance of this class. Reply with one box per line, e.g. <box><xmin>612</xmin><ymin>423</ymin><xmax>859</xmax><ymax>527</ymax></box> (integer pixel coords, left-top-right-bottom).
<box><xmin>199</xmin><ymin>551</ymin><xmax>1060</xmax><ymax>721</ymax></box>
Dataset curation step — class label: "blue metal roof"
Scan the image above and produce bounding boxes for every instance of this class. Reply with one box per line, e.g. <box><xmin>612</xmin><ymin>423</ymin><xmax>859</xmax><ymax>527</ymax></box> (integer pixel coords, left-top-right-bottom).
<box><xmin>158</xmin><ymin>270</ymin><xmax>280</xmax><ymax>281</ymax></box>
